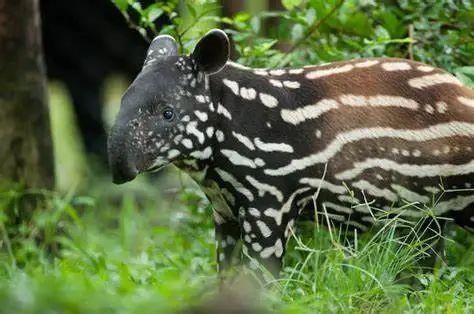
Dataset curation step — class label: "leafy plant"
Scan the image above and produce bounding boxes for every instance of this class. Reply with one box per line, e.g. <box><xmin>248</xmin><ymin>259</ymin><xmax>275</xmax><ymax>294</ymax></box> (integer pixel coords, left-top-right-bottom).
<box><xmin>112</xmin><ymin>0</ymin><xmax>472</xmax><ymax>74</ymax></box>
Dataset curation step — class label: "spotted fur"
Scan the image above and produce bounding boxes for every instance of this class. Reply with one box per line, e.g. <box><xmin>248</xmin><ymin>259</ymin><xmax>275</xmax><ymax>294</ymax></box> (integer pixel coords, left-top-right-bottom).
<box><xmin>108</xmin><ymin>29</ymin><xmax>474</xmax><ymax>275</ymax></box>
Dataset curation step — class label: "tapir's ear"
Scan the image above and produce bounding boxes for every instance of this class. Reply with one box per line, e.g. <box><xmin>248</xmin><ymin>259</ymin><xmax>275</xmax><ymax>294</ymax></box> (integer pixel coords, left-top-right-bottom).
<box><xmin>144</xmin><ymin>35</ymin><xmax>178</xmax><ymax>64</ymax></box>
<box><xmin>191</xmin><ymin>29</ymin><xmax>230</xmax><ymax>74</ymax></box>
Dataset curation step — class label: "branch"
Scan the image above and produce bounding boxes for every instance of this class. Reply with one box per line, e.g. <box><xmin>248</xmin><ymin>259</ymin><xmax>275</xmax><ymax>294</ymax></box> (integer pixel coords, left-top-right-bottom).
<box><xmin>408</xmin><ymin>24</ymin><xmax>414</xmax><ymax>60</ymax></box>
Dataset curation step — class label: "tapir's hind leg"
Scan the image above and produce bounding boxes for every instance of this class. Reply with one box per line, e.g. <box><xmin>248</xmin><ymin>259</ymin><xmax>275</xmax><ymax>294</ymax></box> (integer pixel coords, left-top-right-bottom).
<box><xmin>449</xmin><ymin>203</ymin><xmax>474</xmax><ymax>231</ymax></box>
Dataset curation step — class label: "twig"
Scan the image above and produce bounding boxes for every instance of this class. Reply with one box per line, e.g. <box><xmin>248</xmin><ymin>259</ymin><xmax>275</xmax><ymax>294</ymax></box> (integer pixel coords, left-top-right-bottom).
<box><xmin>121</xmin><ymin>11</ymin><xmax>152</xmax><ymax>43</ymax></box>
<box><xmin>278</xmin><ymin>0</ymin><xmax>345</xmax><ymax>67</ymax></box>
<box><xmin>408</xmin><ymin>24</ymin><xmax>414</xmax><ymax>60</ymax></box>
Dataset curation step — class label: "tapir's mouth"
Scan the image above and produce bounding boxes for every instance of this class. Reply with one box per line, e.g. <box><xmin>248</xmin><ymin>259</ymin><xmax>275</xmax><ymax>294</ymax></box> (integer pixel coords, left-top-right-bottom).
<box><xmin>143</xmin><ymin>157</ymin><xmax>169</xmax><ymax>174</ymax></box>
<box><xmin>147</xmin><ymin>164</ymin><xmax>165</xmax><ymax>173</ymax></box>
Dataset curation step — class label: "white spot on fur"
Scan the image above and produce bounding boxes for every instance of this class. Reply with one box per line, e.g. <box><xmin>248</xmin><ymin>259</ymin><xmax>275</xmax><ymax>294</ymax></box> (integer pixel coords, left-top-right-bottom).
<box><xmin>221</xmin><ymin>150</ymin><xmax>263</xmax><ymax>169</ymax></box>
<box><xmin>417</xmin><ymin>65</ymin><xmax>434</xmax><ymax>72</ymax></box>
<box><xmin>337</xmin><ymin>195</ymin><xmax>360</xmax><ymax>204</ymax></box>
<box><xmin>254</xmin><ymin>158</ymin><xmax>265</xmax><ymax>167</ymax></box>
<box><xmin>181</xmin><ymin>138</ymin><xmax>193</xmax><ymax>149</ymax></box>
<box><xmin>254</xmin><ymin>138</ymin><xmax>294</xmax><ymax>153</ymax></box>
<box><xmin>323</xmin><ymin>202</ymin><xmax>353</xmax><ymax>214</ymax></box>
<box><xmin>167</xmin><ymin>149</ymin><xmax>180</xmax><ymax>159</ymax></box>
<box><xmin>259</xmin><ymin>93</ymin><xmax>279</xmax><ymax>108</ymax></box>
<box><xmin>256</xmin><ymin>220</ymin><xmax>272</xmax><ymax>238</ymax></box>
<box><xmin>246</xmin><ymin>175</ymin><xmax>284</xmax><ymax>202</ymax></box>
<box><xmin>248</xmin><ymin>208</ymin><xmax>260</xmax><ymax>217</ymax></box>
<box><xmin>299</xmin><ymin>177</ymin><xmax>347</xmax><ymax>194</ymax></box>
<box><xmin>195</xmin><ymin>95</ymin><xmax>206</xmax><ymax>103</ymax></box>
<box><xmin>269</xmin><ymin>79</ymin><xmax>283</xmax><ymax>87</ymax></box>
<box><xmin>217</xmin><ymin>103</ymin><xmax>232</xmax><ymax>120</ymax></box>
<box><xmin>381</xmin><ymin>62</ymin><xmax>411</xmax><ymax>71</ymax></box>
<box><xmin>215</xmin><ymin>168</ymin><xmax>254</xmax><ymax>202</ymax></box>
<box><xmin>254</xmin><ymin>69</ymin><xmax>268</xmax><ymax>76</ymax></box>
<box><xmin>240</xmin><ymin>87</ymin><xmax>257</xmax><ymax>100</ymax></box>
<box><xmin>436</xmin><ymin>101</ymin><xmax>448</xmax><ymax>113</ymax></box>
<box><xmin>281</xmin><ymin>99</ymin><xmax>339</xmax><ymax>125</ymax></box>
<box><xmin>260</xmin><ymin>239</ymin><xmax>283</xmax><ymax>258</ymax></box>
<box><xmin>425</xmin><ymin>104</ymin><xmax>435</xmax><ymax>114</ymax></box>
<box><xmin>289</xmin><ymin>68</ymin><xmax>304</xmax><ymax>74</ymax></box>
<box><xmin>232</xmin><ymin>132</ymin><xmax>255</xmax><ymax>150</ymax></box>
<box><xmin>244</xmin><ymin>235</ymin><xmax>251</xmax><ymax>243</ymax></box>
<box><xmin>339</xmin><ymin>94</ymin><xmax>419</xmax><ymax>110</ymax></box>
<box><xmin>186</xmin><ymin>121</ymin><xmax>205</xmax><ymax>144</ymax></box>
<box><xmin>306</xmin><ymin>64</ymin><xmax>354</xmax><ymax>79</ymax></box>
<box><xmin>243</xmin><ymin>221</ymin><xmax>251</xmax><ymax>232</ymax></box>
<box><xmin>283</xmin><ymin>81</ymin><xmax>300</xmax><ymax>89</ymax></box>
<box><xmin>408</xmin><ymin>73</ymin><xmax>462</xmax><ymax>89</ymax></box>
<box><xmin>223</xmin><ymin>79</ymin><xmax>239</xmax><ymax>95</ymax></box>
<box><xmin>206</xmin><ymin>126</ymin><xmax>214</xmax><ymax>138</ymax></box>
<box><xmin>251</xmin><ymin>242</ymin><xmax>262</xmax><ymax>252</ymax></box>
<box><xmin>354</xmin><ymin>60</ymin><xmax>379</xmax><ymax>68</ymax></box>
<box><xmin>215</xmin><ymin>130</ymin><xmax>225</xmax><ymax>142</ymax></box>
<box><xmin>352</xmin><ymin>180</ymin><xmax>397</xmax><ymax>202</ymax></box>
<box><xmin>190</xmin><ymin>147</ymin><xmax>212</xmax><ymax>159</ymax></box>
<box><xmin>194</xmin><ymin>110</ymin><xmax>208</xmax><ymax>121</ymax></box>
<box><xmin>269</xmin><ymin>69</ymin><xmax>285</xmax><ymax>76</ymax></box>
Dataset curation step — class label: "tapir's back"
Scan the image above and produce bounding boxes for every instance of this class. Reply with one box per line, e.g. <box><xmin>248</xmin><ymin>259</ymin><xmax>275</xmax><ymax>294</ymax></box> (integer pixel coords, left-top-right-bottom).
<box><xmin>242</xmin><ymin>57</ymin><xmax>474</xmax><ymax>228</ymax></box>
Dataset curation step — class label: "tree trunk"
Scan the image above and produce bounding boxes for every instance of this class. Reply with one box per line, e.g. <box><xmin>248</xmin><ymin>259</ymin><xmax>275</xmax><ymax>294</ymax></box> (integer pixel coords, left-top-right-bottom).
<box><xmin>221</xmin><ymin>0</ymin><xmax>245</xmax><ymax>18</ymax></box>
<box><xmin>0</xmin><ymin>0</ymin><xmax>54</xmax><ymax>189</ymax></box>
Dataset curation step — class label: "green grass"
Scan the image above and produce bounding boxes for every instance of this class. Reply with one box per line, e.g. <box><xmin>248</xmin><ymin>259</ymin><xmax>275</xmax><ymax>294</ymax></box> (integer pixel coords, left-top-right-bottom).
<box><xmin>1</xmin><ymin>80</ymin><xmax>472</xmax><ymax>313</ymax></box>
<box><xmin>0</xmin><ymin>181</ymin><xmax>472</xmax><ymax>314</ymax></box>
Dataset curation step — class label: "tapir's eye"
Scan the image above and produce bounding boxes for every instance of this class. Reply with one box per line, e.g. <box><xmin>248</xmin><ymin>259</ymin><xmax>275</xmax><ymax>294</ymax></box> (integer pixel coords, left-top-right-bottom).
<box><xmin>162</xmin><ymin>108</ymin><xmax>174</xmax><ymax>121</ymax></box>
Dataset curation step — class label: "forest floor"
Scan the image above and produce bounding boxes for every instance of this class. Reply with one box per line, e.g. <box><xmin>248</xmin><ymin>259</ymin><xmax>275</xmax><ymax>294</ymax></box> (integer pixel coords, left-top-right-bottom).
<box><xmin>0</xmin><ymin>172</ymin><xmax>473</xmax><ymax>313</ymax></box>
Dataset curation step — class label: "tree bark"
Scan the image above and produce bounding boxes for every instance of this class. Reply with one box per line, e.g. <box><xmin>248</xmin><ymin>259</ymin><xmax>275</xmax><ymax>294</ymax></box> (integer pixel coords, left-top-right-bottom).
<box><xmin>0</xmin><ymin>0</ymin><xmax>54</xmax><ymax>189</ymax></box>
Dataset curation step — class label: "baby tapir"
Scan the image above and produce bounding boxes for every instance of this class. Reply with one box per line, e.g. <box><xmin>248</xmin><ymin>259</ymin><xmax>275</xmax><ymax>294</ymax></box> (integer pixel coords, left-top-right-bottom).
<box><xmin>108</xmin><ymin>29</ymin><xmax>474</xmax><ymax>275</ymax></box>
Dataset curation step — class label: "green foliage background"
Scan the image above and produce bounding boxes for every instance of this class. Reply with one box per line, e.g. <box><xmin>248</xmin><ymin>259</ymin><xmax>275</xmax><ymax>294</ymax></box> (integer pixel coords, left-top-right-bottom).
<box><xmin>0</xmin><ymin>0</ymin><xmax>473</xmax><ymax>313</ymax></box>
<box><xmin>113</xmin><ymin>0</ymin><xmax>473</xmax><ymax>81</ymax></box>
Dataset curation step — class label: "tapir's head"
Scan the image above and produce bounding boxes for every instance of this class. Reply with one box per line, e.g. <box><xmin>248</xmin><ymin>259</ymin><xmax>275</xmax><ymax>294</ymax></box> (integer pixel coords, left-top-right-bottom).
<box><xmin>108</xmin><ymin>29</ymin><xmax>230</xmax><ymax>184</ymax></box>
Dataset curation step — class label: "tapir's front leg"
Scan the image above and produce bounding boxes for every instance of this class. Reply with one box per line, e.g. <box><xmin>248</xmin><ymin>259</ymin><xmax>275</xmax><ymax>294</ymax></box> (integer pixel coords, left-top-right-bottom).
<box><xmin>214</xmin><ymin>218</ymin><xmax>241</xmax><ymax>273</ymax></box>
<box><xmin>240</xmin><ymin>207</ymin><xmax>294</xmax><ymax>276</ymax></box>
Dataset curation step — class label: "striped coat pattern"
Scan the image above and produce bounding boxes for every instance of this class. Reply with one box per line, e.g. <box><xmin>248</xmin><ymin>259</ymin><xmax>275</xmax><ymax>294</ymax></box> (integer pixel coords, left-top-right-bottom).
<box><xmin>108</xmin><ymin>30</ymin><xmax>474</xmax><ymax>275</ymax></box>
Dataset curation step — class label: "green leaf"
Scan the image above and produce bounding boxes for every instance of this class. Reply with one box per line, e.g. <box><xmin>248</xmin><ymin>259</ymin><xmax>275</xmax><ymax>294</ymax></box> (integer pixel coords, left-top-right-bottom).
<box><xmin>147</xmin><ymin>5</ymin><xmax>164</xmax><ymax>23</ymax></box>
<box><xmin>112</xmin><ymin>0</ymin><xmax>128</xmax><ymax>11</ymax></box>
<box><xmin>250</xmin><ymin>16</ymin><xmax>261</xmax><ymax>34</ymax></box>
<box><xmin>454</xmin><ymin>66</ymin><xmax>474</xmax><ymax>87</ymax></box>
<box><xmin>186</xmin><ymin>3</ymin><xmax>197</xmax><ymax>18</ymax></box>
<box><xmin>305</xmin><ymin>8</ymin><xmax>317</xmax><ymax>25</ymax></box>
<box><xmin>291</xmin><ymin>24</ymin><xmax>304</xmax><ymax>41</ymax></box>
<box><xmin>282</xmin><ymin>0</ymin><xmax>303</xmax><ymax>11</ymax></box>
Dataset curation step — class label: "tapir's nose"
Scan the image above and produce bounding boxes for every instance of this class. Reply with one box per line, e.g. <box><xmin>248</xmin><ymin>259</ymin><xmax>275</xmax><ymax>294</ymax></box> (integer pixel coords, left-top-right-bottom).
<box><xmin>107</xmin><ymin>125</ymin><xmax>138</xmax><ymax>185</ymax></box>
<box><xmin>111</xmin><ymin>159</ymin><xmax>138</xmax><ymax>184</ymax></box>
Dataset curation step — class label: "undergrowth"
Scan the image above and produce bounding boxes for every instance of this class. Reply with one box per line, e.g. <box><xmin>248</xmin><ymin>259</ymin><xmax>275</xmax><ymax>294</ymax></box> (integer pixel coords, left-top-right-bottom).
<box><xmin>0</xmin><ymin>183</ymin><xmax>472</xmax><ymax>313</ymax></box>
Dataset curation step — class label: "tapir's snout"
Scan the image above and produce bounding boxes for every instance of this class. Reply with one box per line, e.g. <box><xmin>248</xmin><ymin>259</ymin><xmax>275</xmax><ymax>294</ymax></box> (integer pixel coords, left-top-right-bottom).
<box><xmin>110</xmin><ymin>158</ymin><xmax>138</xmax><ymax>184</ymax></box>
<box><xmin>107</xmin><ymin>124</ymin><xmax>138</xmax><ymax>185</ymax></box>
